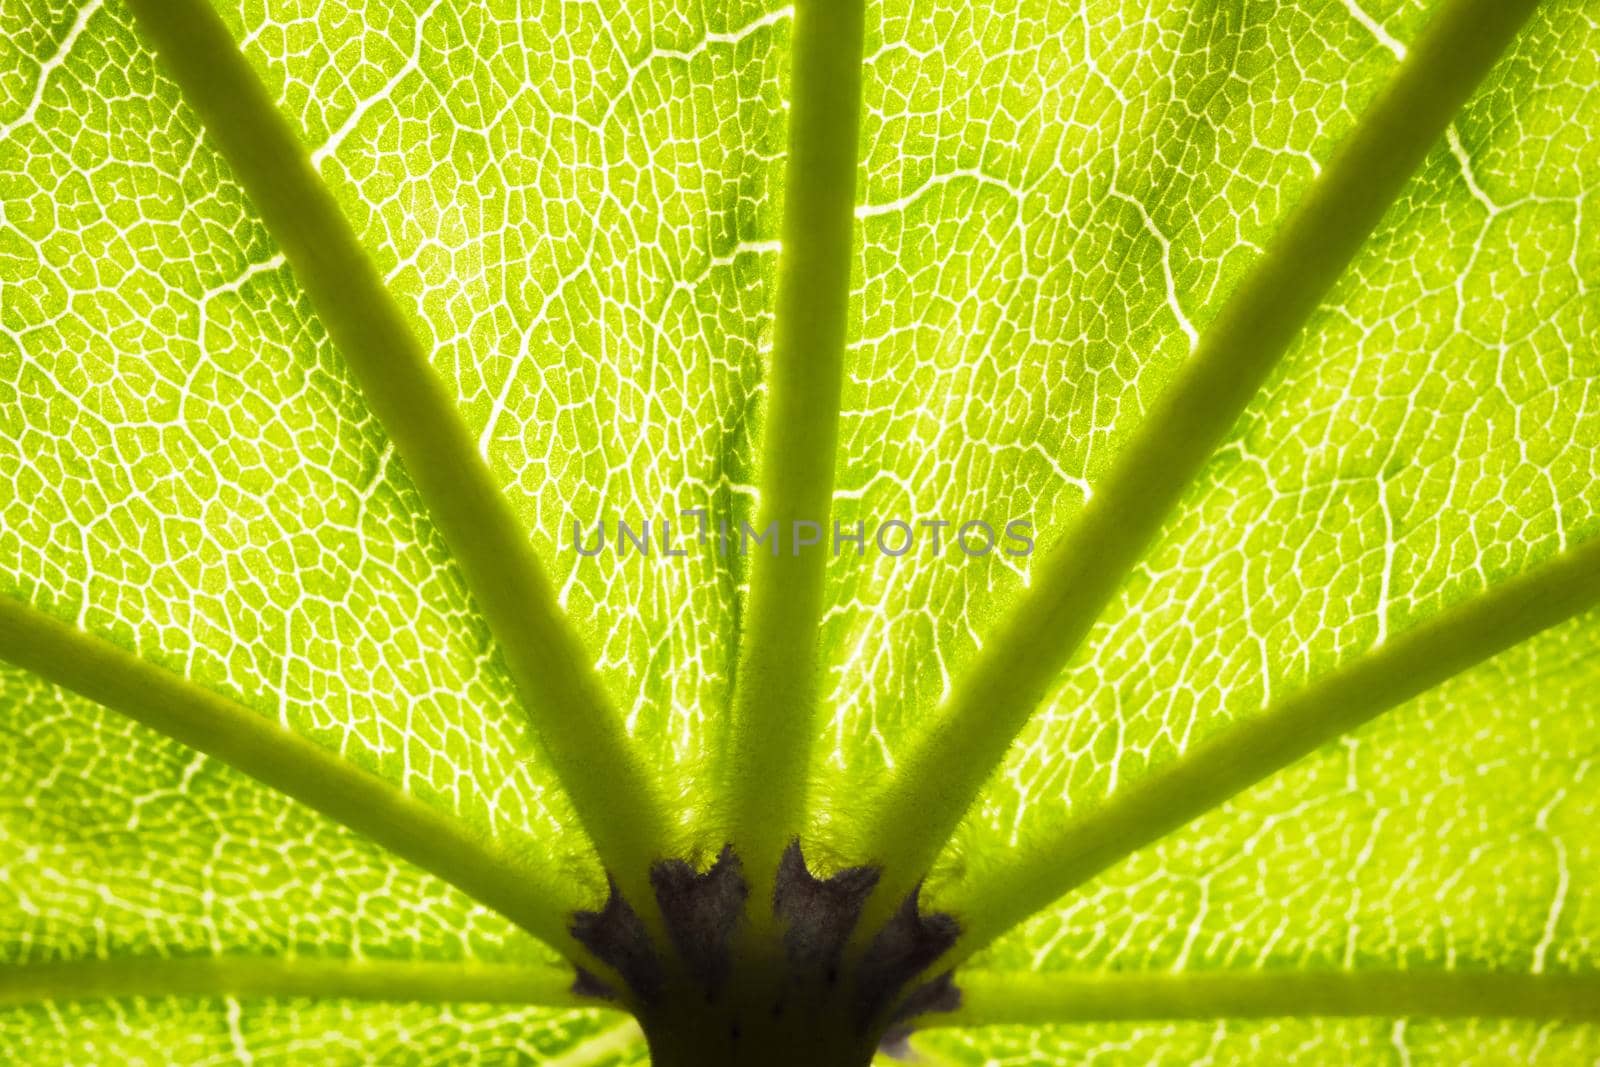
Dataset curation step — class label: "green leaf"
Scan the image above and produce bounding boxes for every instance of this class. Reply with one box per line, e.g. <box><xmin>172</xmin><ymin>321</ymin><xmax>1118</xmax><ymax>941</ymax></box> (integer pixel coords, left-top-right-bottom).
<box><xmin>1</xmin><ymin>0</ymin><xmax>1597</xmax><ymax>1062</ymax></box>
<box><xmin>0</xmin><ymin>998</ymin><xmax>645</xmax><ymax>1066</ymax></box>
<box><xmin>911</xmin><ymin>1018</ymin><xmax>1600</xmax><ymax>1067</ymax></box>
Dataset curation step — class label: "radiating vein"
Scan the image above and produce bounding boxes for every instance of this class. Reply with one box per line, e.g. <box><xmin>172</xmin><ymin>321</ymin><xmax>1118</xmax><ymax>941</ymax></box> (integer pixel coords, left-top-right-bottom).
<box><xmin>119</xmin><ymin>0</ymin><xmax>672</xmax><ymax>902</ymax></box>
<box><xmin>721</xmin><ymin>0</ymin><xmax>868</xmax><ymax>911</ymax></box>
<box><xmin>845</xmin><ymin>0</ymin><xmax>1543</xmax><ymax>916</ymax></box>
<box><xmin>930</xmin><ymin>970</ymin><xmax>1600</xmax><ymax>1028</ymax></box>
<box><xmin>0</xmin><ymin>957</ymin><xmax>601</xmax><ymax>1009</ymax></box>
<box><xmin>0</xmin><ymin>595</ymin><xmax>582</xmax><ymax>956</ymax></box>
<box><xmin>943</xmin><ymin>534</ymin><xmax>1600</xmax><ymax>961</ymax></box>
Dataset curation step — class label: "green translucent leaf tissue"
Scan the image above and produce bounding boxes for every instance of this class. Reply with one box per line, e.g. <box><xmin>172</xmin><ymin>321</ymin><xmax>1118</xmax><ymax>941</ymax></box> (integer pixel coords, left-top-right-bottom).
<box><xmin>1</xmin><ymin>0</ymin><xmax>1597</xmax><ymax>1062</ymax></box>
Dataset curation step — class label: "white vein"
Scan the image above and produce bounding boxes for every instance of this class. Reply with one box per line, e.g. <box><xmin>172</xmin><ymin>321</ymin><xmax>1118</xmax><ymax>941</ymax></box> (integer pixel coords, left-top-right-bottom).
<box><xmin>1341</xmin><ymin>0</ymin><xmax>1407</xmax><ymax>61</ymax></box>
<box><xmin>0</xmin><ymin>0</ymin><xmax>104</xmax><ymax>143</ymax></box>
<box><xmin>1445</xmin><ymin>127</ymin><xmax>1503</xmax><ymax>215</ymax></box>
<box><xmin>1107</xmin><ymin>187</ymin><xmax>1198</xmax><ymax>350</ymax></box>
<box><xmin>597</xmin><ymin>7</ymin><xmax>793</xmax><ymax>128</ymax></box>
<box><xmin>1341</xmin><ymin>0</ymin><xmax>1508</xmax><ymax>217</ymax></box>
<box><xmin>1374</xmin><ymin>469</ymin><xmax>1397</xmax><ymax>646</ymax></box>
<box><xmin>855</xmin><ymin>167</ymin><xmax>1029</xmax><ymax>219</ymax></box>
<box><xmin>1531</xmin><ymin>785</ymin><xmax>1571</xmax><ymax>974</ymax></box>
<box><xmin>544</xmin><ymin>1020</ymin><xmax>643</xmax><ymax>1067</ymax></box>
<box><xmin>309</xmin><ymin>0</ymin><xmax>446</xmax><ymax>168</ymax></box>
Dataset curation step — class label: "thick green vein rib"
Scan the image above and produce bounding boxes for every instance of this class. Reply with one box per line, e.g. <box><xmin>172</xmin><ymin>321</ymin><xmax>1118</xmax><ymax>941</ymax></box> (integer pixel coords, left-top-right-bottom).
<box><xmin>120</xmin><ymin>0</ymin><xmax>671</xmax><ymax>894</ymax></box>
<box><xmin>0</xmin><ymin>957</ymin><xmax>599</xmax><ymax>1009</ymax></box>
<box><xmin>931</xmin><ymin>970</ymin><xmax>1600</xmax><ymax>1028</ymax></box>
<box><xmin>848</xmin><ymin>0</ymin><xmax>1541</xmax><ymax>908</ymax></box>
<box><xmin>722</xmin><ymin>0</ymin><xmax>867</xmax><ymax>906</ymax></box>
<box><xmin>944</xmin><ymin>534</ymin><xmax>1600</xmax><ymax>959</ymax></box>
<box><xmin>0</xmin><ymin>595</ymin><xmax>580</xmax><ymax>955</ymax></box>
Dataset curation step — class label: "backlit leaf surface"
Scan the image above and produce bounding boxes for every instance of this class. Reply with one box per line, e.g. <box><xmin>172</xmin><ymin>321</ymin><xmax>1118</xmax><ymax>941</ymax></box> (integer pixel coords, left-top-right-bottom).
<box><xmin>1</xmin><ymin>0</ymin><xmax>1595</xmax><ymax>1061</ymax></box>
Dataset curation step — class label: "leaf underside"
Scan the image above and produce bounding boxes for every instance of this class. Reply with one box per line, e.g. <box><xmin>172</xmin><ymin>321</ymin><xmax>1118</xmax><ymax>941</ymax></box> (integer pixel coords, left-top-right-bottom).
<box><xmin>1</xmin><ymin>0</ymin><xmax>1598</xmax><ymax>1063</ymax></box>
